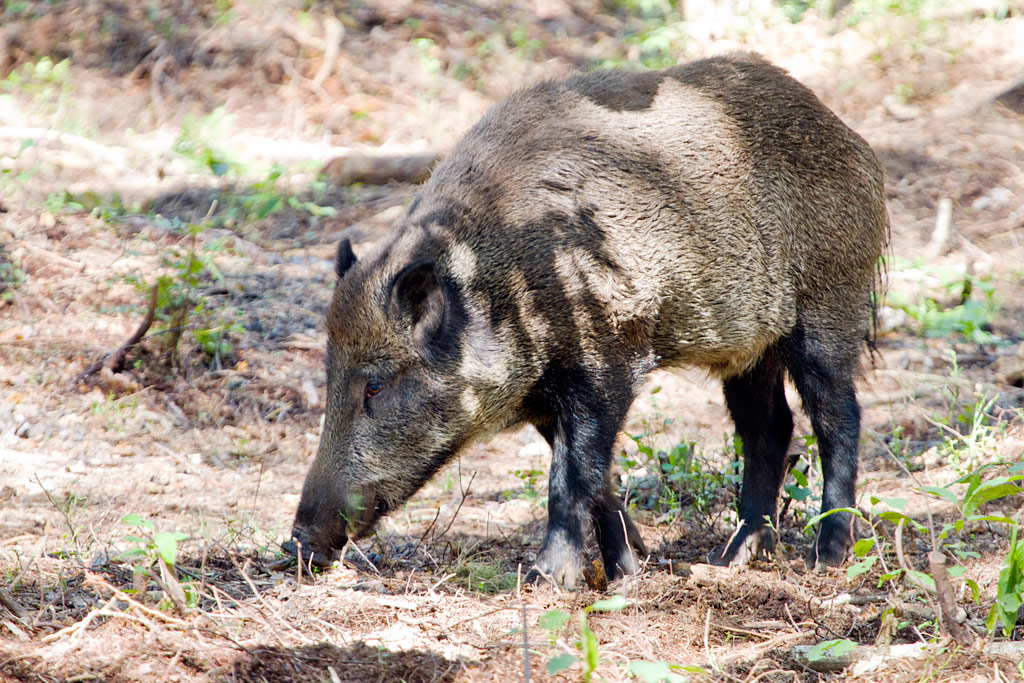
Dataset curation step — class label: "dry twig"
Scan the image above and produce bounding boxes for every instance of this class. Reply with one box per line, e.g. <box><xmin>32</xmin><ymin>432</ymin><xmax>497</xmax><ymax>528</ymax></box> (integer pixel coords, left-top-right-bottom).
<box><xmin>75</xmin><ymin>283</ymin><xmax>159</xmax><ymax>382</ymax></box>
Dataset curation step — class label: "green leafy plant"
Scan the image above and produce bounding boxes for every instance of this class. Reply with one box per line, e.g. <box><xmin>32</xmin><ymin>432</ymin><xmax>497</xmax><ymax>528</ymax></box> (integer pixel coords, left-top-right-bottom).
<box><xmin>806</xmin><ymin>461</ymin><xmax>1022</xmax><ymax>642</ymax></box>
<box><xmin>628</xmin><ymin>24</ymin><xmax>686</xmax><ymax>69</ymax></box>
<box><xmin>621</xmin><ymin>414</ymin><xmax>742</xmax><ymax>525</ymax></box>
<box><xmin>505</xmin><ymin>468</ymin><xmax>544</xmax><ymax>502</ymax></box>
<box><xmin>2</xmin><ymin>56</ymin><xmax>71</xmax><ymax>99</ymax></box>
<box><xmin>413</xmin><ymin>38</ymin><xmax>442</xmax><ymax>76</ymax></box>
<box><xmin>122</xmin><ymin>219</ymin><xmax>244</xmax><ymax>368</ymax></box>
<box><xmin>539</xmin><ymin>595</ymin><xmax>628</xmax><ymax>681</ymax></box>
<box><xmin>174</xmin><ymin>107</ymin><xmax>237</xmax><ymax>176</ymax></box>
<box><xmin>886</xmin><ymin>261</ymin><xmax>1000</xmax><ymax>344</ymax></box>
<box><xmin>119</xmin><ymin>514</ymin><xmax>196</xmax><ymax>612</ymax></box>
<box><xmin>986</xmin><ymin>522</ymin><xmax>1024</xmax><ymax>637</ymax></box>
<box><xmin>0</xmin><ymin>251</ymin><xmax>26</xmax><ymax>303</ymax></box>
<box><xmin>0</xmin><ymin>139</ymin><xmax>37</xmax><ymax>196</ymax></box>
<box><xmin>453</xmin><ymin>559</ymin><xmax>517</xmax><ymax>594</ymax></box>
<box><xmin>539</xmin><ymin>596</ymin><xmax>703</xmax><ymax>682</ymax></box>
<box><xmin>224</xmin><ymin>165</ymin><xmax>338</xmax><ymax>223</ymax></box>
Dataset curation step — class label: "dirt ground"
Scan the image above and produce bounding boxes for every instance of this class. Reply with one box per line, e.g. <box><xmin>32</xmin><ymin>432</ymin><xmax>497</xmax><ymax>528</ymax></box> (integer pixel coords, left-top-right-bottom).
<box><xmin>1</xmin><ymin>1</ymin><xmax>1024</xmax><ymax>681</ymax></box>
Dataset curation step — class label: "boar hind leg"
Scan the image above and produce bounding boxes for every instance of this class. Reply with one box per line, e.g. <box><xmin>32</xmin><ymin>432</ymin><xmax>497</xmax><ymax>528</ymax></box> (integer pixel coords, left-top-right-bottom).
<box><xmin>592</xmin><ymin>483</ymin><xmax>647</xmax><ymax>580</ymax></box>
<box><xmin>709</xmin><ymin>348</ymin><xmax>793</xmax><ymax>566</ymax></box>
<box><xmin>782</xmin><ymin>326</ymin><xmax>861</xmax><ymax>569</ymax></box>
<box><xmin>529</xmin><ymin>386</ymin><xmax>631</xmax><ymax>588</ymax></box>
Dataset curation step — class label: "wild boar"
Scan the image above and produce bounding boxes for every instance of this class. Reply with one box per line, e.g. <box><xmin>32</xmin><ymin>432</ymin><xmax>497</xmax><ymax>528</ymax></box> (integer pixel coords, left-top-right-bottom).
<box><xmin>282</xmin><ymin>52</ymin><xmax>889</xmax><ymax>587</ymax></box>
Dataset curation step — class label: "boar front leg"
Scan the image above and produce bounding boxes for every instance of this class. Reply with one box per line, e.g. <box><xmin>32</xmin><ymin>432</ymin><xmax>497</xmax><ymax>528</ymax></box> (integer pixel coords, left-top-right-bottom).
<box><xmin>528</xmin><ymin>374</ymin><xmax>636</xmax><ymax>588</ymax></box>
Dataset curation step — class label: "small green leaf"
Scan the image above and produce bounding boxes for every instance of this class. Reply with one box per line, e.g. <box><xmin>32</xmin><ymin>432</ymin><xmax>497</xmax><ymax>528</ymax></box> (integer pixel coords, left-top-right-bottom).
<box><xmin>946</xmin><ymin>565</ymin><xmax>967</xmax><ymax>578</ymax></box>
<box><xmin>878</xmin><ymin>511</ymin><xmax>927</xmax><ymax>531</ymax></box>
<box><xmin>966</xmin><ymin>514</ymin><xmax>1014</xmax><ymax>524</ymax></box>
<box><xmin>803</xmin><ymin>507</ymin><xmax>862</xmax><ymax>531</ymax></box>
<box><xmin>968</xmin><ymin>482</ymin><xmax>1022</xmax><ymax>512</ymax></box>
<box><xmin>907</xmin><ymin>570</ymin><xmax>936</xmax><ymax>592</ymax></box>
<box><xmin>122</xmin><ymin>514</ymin><xmax>154</xmax><ymax>531</ymax></box>
<box><xmin>921</xmin><ymin>486</ymin><xmax>958</xmax><ymax>504</ymax></box>
<box><xmin>590</xmin><ymin>595</ymin><xmax>628</xmax><ymax>612</ymax></box>
<box><xmin>628</xmin><ymin>660</ymin><xmax>690</xmax><ymax>683</ymax></box>
<box><xmin>965</xmin><ymin>578</ymin><xmax>981</xmax><ymax>603</ymax></box>
<box><xmin>847</xmin><ymin>556</ymin><xmax>877</xmax><ymax>579</ymax></box>
<box><xmin>791</xmin><ymin>468</ymin><xmax>809</xmax><ymax>487</ymax></box>
<box><xmin>581</xmin><ymin>623</ymin><xmax>600</xmax><ymax>672</ymax></box>
<box><xmin>869</xmin><ymin>496</ymin><xmax>908</xmax><ymax>511</ymax></box>
<box><xmin>807</xmin><ymin>638</ymin><xmax>857</xmax><ymax>663</ymax></box>
<box><xmin>878</xmin><ymin>571</ymin><xmax>900</xmax><ymax>587</ymax></box>
<box><xmin>547</xmin><ymin>653</ymin><xmax>577</xmax><ymax>675</ymax></box>
<box><xmin>152</xmin><ymin>531</ymin><xmax>188</xmax><ymax>565</ymax></box>
<box><xmin>852</xmin><ymin>538</ymin><xmax>875</xmax><ymax>558</ymax></box>
<box><xmin>538</xmin><ymin>609</ymin><xmax>571</xmax><ymax>632</ymax></box>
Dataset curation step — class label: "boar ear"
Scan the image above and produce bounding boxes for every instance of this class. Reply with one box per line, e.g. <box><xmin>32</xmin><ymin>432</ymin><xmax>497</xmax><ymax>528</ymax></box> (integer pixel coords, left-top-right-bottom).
<box><xmin>336</xmin><ymin>238</ymin><xmax>358</xmax><ymax>279</ymax></box>
<box><xmin>390</xmin><ymin>260</ymin><xmax>445</xmax><ymax>349</ymax></box>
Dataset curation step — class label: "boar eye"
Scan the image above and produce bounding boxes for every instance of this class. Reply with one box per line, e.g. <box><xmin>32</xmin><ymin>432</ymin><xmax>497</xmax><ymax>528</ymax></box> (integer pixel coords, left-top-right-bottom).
<box><xmin>365</xmin><ymin>380</ymin><xmax>383</xmax><ymax>398</ymax></box>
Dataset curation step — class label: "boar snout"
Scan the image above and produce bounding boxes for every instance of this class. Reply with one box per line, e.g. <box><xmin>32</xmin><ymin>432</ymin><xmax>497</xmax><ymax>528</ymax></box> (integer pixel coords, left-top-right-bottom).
<box><xmin>282</xmin><ymin>482</ymin><xmax>378</xmax><ymax>568</ymax></box>
<box><xmin>282</xmin><ymin>529</ymin><xmax>342</xmax><ymax>569</ymax></box>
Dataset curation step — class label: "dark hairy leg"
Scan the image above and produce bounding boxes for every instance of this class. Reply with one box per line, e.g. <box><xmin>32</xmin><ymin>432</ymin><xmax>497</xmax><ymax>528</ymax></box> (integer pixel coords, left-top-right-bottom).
<box><xmin>528</xmin><ymin>369</ymin><xmax>636</xmax><ymax>587</ymax></box>
<box><xmin>709</xmin><ymin>348</ymin><xmax>794</xmax><ymax>566</ymax></box>
<box><xmin>782</xmin><ymin>328</ymin><xmax>862</xmax><ymax>568</ymax></box>
<box><xmin>591</xmin><ymin>480</ymin><xmax>647</xmax><ymax>579</ymax></box>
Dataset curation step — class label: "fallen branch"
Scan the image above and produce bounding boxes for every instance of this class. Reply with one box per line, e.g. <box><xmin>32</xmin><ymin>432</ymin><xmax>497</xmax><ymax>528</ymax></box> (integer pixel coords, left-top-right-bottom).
<box><xmin>311</xmin><ymin>16</ymin><xmax>344</xmax><ymax>90</ymax></box>
<box><xmin>322</xmin><ymin>152</ymin><xmax>440</xmax><ymax>186</ymax></box>
<box><xmin>75</xmin><ymin>283</ymin><xmax>159</xmax><ymax>383</ymax></box>
<box><xmin>0</xmin><ymin>125</ymin><xmax>128</xmax><ymax>167</ymax></box>
<box><xmin>17</xmin><ymin>242</ymin><xmax>84</xmax><ymax>271</ymax></box>
<box><xmin>0</xmin><ymin>587</ymin><xmax>28</xmax><ymax>621</ymax></box>
<box><xmin>792</xmin><ymin>641</ymin><xmax>929</xmax><ymax>674</ymax></box>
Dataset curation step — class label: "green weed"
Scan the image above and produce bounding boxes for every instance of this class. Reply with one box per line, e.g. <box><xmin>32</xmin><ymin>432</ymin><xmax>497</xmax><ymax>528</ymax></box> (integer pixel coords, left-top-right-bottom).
<box><xmin>119</xmin><ymin>514</ymin><xmax>196</xmax><ymax>612</ymax></box>
<box><xmin>413</xmin><ymin>38</ymin><xmax>442</xmax><ymax>77</ymax></box>
<box><xmin>89</xmin><ymin>392</ymin><xmax>139</xmax><ymax>433</ymax></box>
<box><xmin>927</xmin><ymin>351</ymin><xmax>1009</xmax><ymax>476</ymax></box>
<box><xmin>987</xmin><ymin>521</ymin><xmax>1024</xmax><ymax>637</ymax></box>
<box><xmin>174</xmin><ymin>107</ymin><xmax>237</xmax><ymax>176</ymax></box>
<box><xmin>121</xmin><ymin>219</ymin><xmax>245</xmax><ymax>369</ymax></box>
<box><xmin>505</xmin><ymin>468</ymin><xmax>545</xmax><ymax>502</ymax></box>
<box><xmin>1</xmin><ymin>56</ymin><xmax>72</xmax><ymax>127</ymax></box>
<box><xmin>0</xmin><ymin>252</ymin><xmax>26</xmax><ymax>304</ymax></box>
<box><xmin>807</xmin><ymin>461</ymin><xmax>1023</xmax><ymax>642</ymax></box>
<box><xmin>621</xmin><ymin>412</ymin><xmax>742</xmax><ymax>526</ymax></box>
<box><xmin>539</xmin><ymin>596</ymin><xmax>704</xmax><ymax>682</ymax></box>
<box><xmin>37</xmin><ymin>483</ymin><xmax>88</xmax><ymax>556</ymax></box>
<box><xmin>887</xmin><ymin>260</ymin><xmax>1001</xmax><ymax>344</ymax></box>
<box><xmin>220</xmin><ymin>164</ymin><xmax>337</xmax><ymax>225</ymax></box>
<box><xmin>453</xmin><ymin>559</ymin><xmax>517</xmax><ymax>594</ymax></box>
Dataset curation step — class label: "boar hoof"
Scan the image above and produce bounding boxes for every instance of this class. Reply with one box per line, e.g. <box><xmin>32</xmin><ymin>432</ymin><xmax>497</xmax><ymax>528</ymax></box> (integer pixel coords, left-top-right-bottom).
<box><xmin>281</xmin><ymin>538</ymin><xmax>337</xmax><ymax>569</ymax></box>
<box><xmin>527</xmin><ymin>544</ymin><xmax>585</xmax><ymax>588</ymax></box>
<box><xmin>707</xmin><ymin>523</ymin><xmax>776</xmax><ymax>567</ymax></box>
<box><xmin>804</xmin><ymin>534</ymin><xmax>851</xmax><ymax>570</ymax></box>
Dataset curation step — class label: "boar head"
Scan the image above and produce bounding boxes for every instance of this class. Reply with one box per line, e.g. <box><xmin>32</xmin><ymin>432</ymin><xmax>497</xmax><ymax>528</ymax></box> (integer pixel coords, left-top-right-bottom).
<box><xmin>283</xmin><ymin>235</ymin><xmax>479</xmax><ymax>567</ymax></box>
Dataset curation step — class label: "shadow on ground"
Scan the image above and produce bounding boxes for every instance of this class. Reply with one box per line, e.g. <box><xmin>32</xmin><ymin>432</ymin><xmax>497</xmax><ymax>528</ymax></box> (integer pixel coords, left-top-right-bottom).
<box><xmin>222</xmin><ymin>642</ymin><xmax>464</xmax><ymax>683</ymax></box>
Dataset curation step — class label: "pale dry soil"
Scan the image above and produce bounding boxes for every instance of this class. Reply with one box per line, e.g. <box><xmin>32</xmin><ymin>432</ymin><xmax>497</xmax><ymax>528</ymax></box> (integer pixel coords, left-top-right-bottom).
<box><xmin>2</xmin><ymin>1</ymin><xmax>1024</xmax><ymax>681</ymax></box>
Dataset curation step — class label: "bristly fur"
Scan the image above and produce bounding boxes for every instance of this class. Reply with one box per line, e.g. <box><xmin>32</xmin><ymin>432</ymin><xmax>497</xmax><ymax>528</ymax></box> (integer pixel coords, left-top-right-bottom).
<box><xmin>287</xmin><ymin>52</ymin><xmax>891</xmax><ymax>584</ymax></box>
